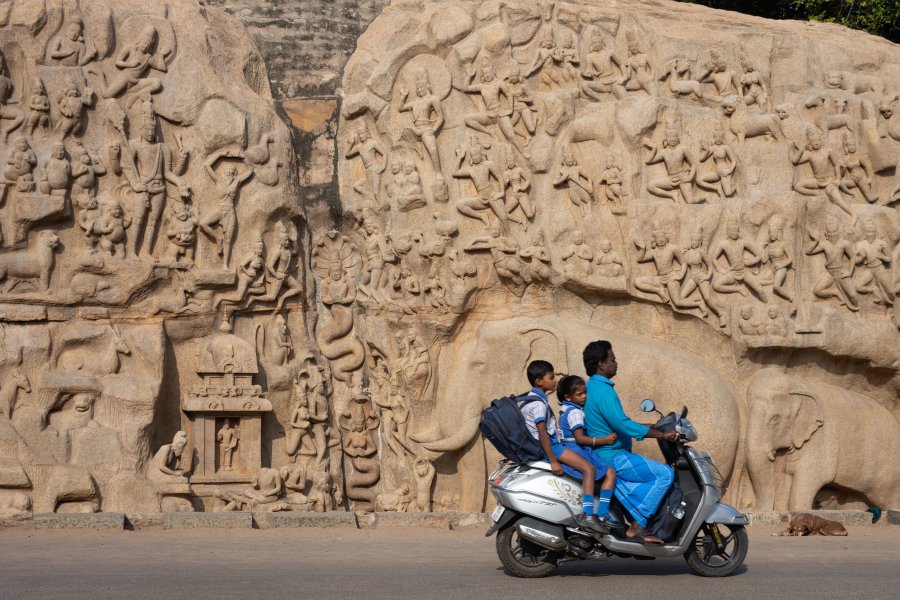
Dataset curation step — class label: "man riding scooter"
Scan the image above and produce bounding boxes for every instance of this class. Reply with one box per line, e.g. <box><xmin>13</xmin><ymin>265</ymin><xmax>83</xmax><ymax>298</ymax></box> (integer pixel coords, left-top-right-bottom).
<box><xmin>583</xmin><ymin>340</ymin><xmax>679</xmax><ymax>544</ymax></box>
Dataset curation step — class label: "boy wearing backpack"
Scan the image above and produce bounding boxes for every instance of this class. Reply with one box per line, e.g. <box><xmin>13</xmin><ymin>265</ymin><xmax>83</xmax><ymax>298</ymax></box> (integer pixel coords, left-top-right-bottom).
<box><xmin>520</xmin><ymin>360</ymin><xmax>610</xmax><ymax>535</ymax></box>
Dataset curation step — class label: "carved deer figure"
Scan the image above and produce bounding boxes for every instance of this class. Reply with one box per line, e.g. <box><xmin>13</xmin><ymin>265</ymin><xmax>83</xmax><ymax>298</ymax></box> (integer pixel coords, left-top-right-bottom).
<box><xmin>99</xmin><ymin>325</ymin><xmax>131</xmax><ymax>375</ymax></box>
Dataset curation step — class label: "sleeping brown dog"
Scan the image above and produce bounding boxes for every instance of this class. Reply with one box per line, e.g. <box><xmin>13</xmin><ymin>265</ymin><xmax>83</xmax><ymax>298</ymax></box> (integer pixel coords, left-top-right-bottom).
<box><xmin>778</xmin><ymin>513</ymin><xmax>848</xmax><ymax>536</ymax></box>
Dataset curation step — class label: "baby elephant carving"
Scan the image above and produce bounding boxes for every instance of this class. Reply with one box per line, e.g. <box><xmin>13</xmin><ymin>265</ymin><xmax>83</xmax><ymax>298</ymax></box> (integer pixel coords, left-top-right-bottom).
<box><xmin>745</xmin><ymin>368</ymin><xmax>900</xmax><ymax>511</ymax></box>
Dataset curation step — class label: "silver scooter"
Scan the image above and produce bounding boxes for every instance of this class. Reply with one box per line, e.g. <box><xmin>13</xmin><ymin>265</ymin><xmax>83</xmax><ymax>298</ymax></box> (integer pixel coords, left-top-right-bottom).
<box><xmin>485</xmin><ymin>400</ymin><xmax>748</xmax><ymax>577</ymax></box>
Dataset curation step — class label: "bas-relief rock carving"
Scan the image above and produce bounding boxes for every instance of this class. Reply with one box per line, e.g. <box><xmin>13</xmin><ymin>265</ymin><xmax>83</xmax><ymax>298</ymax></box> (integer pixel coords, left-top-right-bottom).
<box><xmin>331</xmin><ymin>0</ymin><xmax>900</xmax><ymax>514</ymax></box>
<box><xmin>2</xmin><ymin>0</ymin><xmax>898</xmax><ymax>518</ymax></box>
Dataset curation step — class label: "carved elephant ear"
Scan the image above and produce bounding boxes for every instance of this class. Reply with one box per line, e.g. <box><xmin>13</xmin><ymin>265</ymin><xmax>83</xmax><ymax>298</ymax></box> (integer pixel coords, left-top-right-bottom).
<box><xmin>790</xmin><ymin>391</ymin><xmax>824</xmax><ymax>450</ymax></box>
<box><xmin>520</xmin><ymin>325</ymin><xmax>568</xmax><ymax>376</ymax></box>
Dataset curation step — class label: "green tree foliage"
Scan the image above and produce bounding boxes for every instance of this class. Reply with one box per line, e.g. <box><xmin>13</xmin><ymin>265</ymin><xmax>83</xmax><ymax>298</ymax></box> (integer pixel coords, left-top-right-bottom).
<box><xmin>679</xmin><ymin>1</ymin><xmax>899</xmax><ymax>43</ymax></box>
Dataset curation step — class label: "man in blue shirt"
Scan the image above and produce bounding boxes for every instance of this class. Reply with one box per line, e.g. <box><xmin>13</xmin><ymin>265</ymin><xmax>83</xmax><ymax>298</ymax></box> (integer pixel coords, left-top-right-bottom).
<box><xmin>583</xmin><ymin>340</ymin><xmax>678</xmax><ymax>545</ymax></box>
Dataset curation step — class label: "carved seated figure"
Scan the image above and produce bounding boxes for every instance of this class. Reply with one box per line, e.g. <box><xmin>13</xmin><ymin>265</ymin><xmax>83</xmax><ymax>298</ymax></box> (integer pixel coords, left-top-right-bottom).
<box><xmin>215</xmin><ymin>468</ymin><xmax>289</xmax><ymax>512</ymax></box>
<box><xmin>148</xmin><ymin>430</ymin><xmax>191</xmax><ymax>487</ymax></box>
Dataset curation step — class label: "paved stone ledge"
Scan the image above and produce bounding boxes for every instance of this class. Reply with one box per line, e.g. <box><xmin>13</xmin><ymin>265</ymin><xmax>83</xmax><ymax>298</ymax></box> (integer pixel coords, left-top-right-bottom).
<box><xmin>358</xmin><ymin>512</ymin><xmax>451</xmax><ymax>529</ymax></box>
<box><xmin>447</xmin><ymin>512</ymin><xmax>492</xmax><ymax>529</ymax></box>
<box><xmin>887</xmin><ymin>510</ymin><xmax>900</xmax><ymax>525</ymax></box>
<box><xmin>0</xmin><ymin>516</ymin><xmax>33</xmax><ymax>528</ymax></box>
<box><xmin>788</xmin><ymin>510</ymin><xmax>873</xmax><ymax>527</ymax></box>
<box><xmin>743</xmin><ymin>510</ymin><xmax>788</xmax><ymax>526</ymax></box>
<box><xmin>126</xmin><ymin>512</ymin><xmax>253</xmax><ymax>529</ymax></box>
<box><xmin>253</xmin><ymin>511</ymin><xmax>358</xmax><ymax>529</ymax></box>
<box><xmin>34</xmin><ymin>513</ymin><xmax>125</xmax><ymax>530</ymax></box>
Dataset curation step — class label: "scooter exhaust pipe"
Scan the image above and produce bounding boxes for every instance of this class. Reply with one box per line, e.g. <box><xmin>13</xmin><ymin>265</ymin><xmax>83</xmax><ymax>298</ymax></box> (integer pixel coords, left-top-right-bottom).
<box><xmin>516</xmin><ymin>517</ymin><xmax>568</xmax><ymax>551</ymax></box>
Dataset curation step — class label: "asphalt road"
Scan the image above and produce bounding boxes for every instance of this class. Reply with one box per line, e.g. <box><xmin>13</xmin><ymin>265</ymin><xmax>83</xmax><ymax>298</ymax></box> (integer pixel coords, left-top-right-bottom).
<box><xmin>0</xmin><ymin>524</ymin><xmax>897</xmax><ymax>599</ymax></box>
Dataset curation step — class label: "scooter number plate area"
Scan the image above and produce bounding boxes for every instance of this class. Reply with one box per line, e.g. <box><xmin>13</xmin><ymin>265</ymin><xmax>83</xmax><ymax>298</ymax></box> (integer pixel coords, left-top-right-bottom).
<box><xmin>491</xmin><ymin>506</ymin><xmax>505</xmax><ymax>523</ymax></box>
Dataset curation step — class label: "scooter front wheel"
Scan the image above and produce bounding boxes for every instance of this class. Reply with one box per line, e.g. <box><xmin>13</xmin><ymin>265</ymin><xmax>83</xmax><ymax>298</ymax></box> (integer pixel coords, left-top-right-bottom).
<box><xmin>684</xmin><ymin>523</ymin><xmax>748</xmax><ymax>577</ymax></box>
<box><xmin>496</xmin><ymin>520</ymin><xmax>560</xmax><ymax>578</ymax></box>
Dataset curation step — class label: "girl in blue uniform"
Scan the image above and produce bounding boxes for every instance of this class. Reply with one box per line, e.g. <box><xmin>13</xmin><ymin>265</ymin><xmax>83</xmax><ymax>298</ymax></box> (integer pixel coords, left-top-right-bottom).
<box><xmin>558</xmin><ymin>375</ymin><xmax>618</xmax><ymax>526</ymax></box>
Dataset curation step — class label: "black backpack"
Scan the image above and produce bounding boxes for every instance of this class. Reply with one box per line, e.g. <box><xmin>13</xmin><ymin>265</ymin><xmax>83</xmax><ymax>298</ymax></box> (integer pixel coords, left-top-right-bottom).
<box><xmin>480</xmin><ymin>394</ymin><xmax>544</xmax><ymax>463</ymax></box>
<box><xmin>647</xmin><ymin>482</ymin><xmax>685</xmax><ymax>542</ymax></box>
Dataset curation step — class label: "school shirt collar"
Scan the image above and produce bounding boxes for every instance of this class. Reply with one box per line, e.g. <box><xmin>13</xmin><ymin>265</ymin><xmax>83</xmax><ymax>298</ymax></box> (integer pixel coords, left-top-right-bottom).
<box><xmin>561</xmin><ymin>400</ymin><xmax>582</xmax><ymax>410</ymax></box>
<box><xmin>529</xmin><ymin>387</ymin><xmax>549</xmax><ymax>402</ymax></box>
<box><xmin>590</xmin><ymin>374</ymin><xmax>615</xmax><ymax>387</ymax></box>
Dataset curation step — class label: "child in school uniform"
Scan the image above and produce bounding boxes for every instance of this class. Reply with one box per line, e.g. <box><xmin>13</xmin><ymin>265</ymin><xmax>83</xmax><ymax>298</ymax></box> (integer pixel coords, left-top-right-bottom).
<box><xmin>519</xmin><ymin>360</ymin><xmax>611</xmax><ymax>535</ymax></box>
<box><xmin>557</xmin><ymin>375</ymin><xmax>618</xmax><ymax>527</ymax></box>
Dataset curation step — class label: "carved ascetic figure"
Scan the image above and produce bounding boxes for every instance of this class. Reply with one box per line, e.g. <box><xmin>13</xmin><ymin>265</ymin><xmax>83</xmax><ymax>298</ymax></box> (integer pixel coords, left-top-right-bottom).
<box><xmin>763</xmin><ymin>217</ymin><xmax>794</xmax><ymax>302</ymax></box>
<box><xmin>361</xmin><ymin>219</ymin><xmax>397</xmax><ymax>302</ymax></box>
<box><xmin>598</xmin><ymin>154</ymin><xmax>626</xmax><ymax>214</ymax></box>
<box><xmin>453</xmin><ymin>137</ymin><xmax>508</xmax><ymax>228</ymax></box>
<box><xmin>553</xmin><ymin>145</ymin><xmax>594</xmax><ymax>216</ymax></box>
<box><xmin>49</xmin><ymin>19</ymin><xmax>97</xmax><ymax>66</ymax></box>
<box><xmin>264</xmin><ymin>314</ymin><xmax>293</xmax><ymax>367</ymax></box>
<box><xmin>595</xmin><ymin>239</ymin><xmax>624</xmax><ymax>278</ymax></box>
<box><xmin>148</xmin><ymin>431</ymin><xmax>190</xmax><ymax>484</ymax></box>
<box><xmin>398</xmin><ymin>68</ymin><xmax>445</xmax><ymax>178</ymax></box>
<box><xmin>710</xmin><ymin>219</ymin><xmax>768</xmax><ymax>301</ymax></box>
<box><xmin>286</xmin><ymin>384</ymin><xmax>314</xmax><ymax>458</ymax></box>
<box><xmin>519</xmin><ymin>230</ymin><xmax>558</xmax><ymax>286</ymax></box>
<box><xmin>54</xmin><ymin>80</ymin><xmax>93</xmax><ymax>138</ymax></box>
<box><xmin>345</xmin><ymin>124</ymin><xmax>386</xmax><ymax>207</ymax></box>
<box><xmin>217</xmin><ymin>420</ymin><xmax>240</xmax><ymax>471</ymax></box>
<box><xmin>681</xmin><ymin>228</ymin><xmax>724</xmax><ymax>325</ymax></box>
<box><xmin>397</xmin><ymin>160</ymin><xmax>426</xmax><ymax>212</ymax></box>
<box><xmin>71</xmin><ymin>147</ymin><xmax>107</xmax><ymax>204</ymax></box>
<box><xmin>163</xmin><ymin>202</ymin><xmax>198</xmax><ymax>263</ymax></box>
<box><xmin>25</xmin><ymin>78</ymin><xmax>50</xmax><ymax>136</ymax></box>
<box><xmin>41</xmin><ymin>143</ymin><xmax>72</xmax><ymax>199</ymax></box>
<box><xmin>790</xmin><ymin>128</ymin><xmax>852</xmax><ymax>215</ymax></box>
<box><xmin>500</xmin><ymin>147</ymin><xmax>533</xmax><ymax>229</ymax></box>
<box><xmin>696</xmin><ymin>124</ymin><xmax>737</xmax><ymax>200</ymax></box>
<box><xmin>200</xmin><ymin>148</ymin><xmax>252</xmax><ymax>268</ymax></box>
<box><xmin>94</xmin><ymin>24</ymin><xmax>171</xmax><ymax>100</ymax></box>
<box><xmin>855</xmin><ymin>219</ymin><xmax>893</xmax><ymax>307</ymax></box>
<box><xmin>413</xmin><ymin>457</ymin><xmax>436</xmax><ymax>511</ymax></box>
<box><xmin>838</xmin><ymin>131</ymin><xmax>877</xmax><ymax>204</ymax></box>
<box><xmin>745</xmin><ymin>369</ymin><xmax>900</xmax><ymax>511</ymax></box>
<box><xmin>4</xmin><ymin>136</ymin><xmax>37</xmax><ymax>192</ymax></box>
<box><xmin>806</xmin><ymin>217</ymin><xmax>859</xmax><ymax>311</ymax></box>
<box><xmin>96</xmin><ymin>199</ymin><xmax>131</xmax><ymax>257</ymax></box>
<box><xmin>644</xmin><ymin>124</ymin><xmax>696</xmax><ymax>203</ymax></box>
<box><xmin>580</xmin><ymin>32</ymin><xmax>625</xmax><ymax>101</ymax></box>
<box><xmin>216</xmin><ymin>468</ymin><xmax>286</xmax><ymax>511</ymax></box>
<box><xmin>124</xmin><ymin>116</ymin><xmax>189</xmax><ymax>257</ymax></box>
<box><xmin>560</xmin><ymin>230</ymin><xmax>593</xmax><ymax>276</ymax></box>
<box><xmin>634</xmin><ymin>225</ymin><xmax>700</xmax><ymax>311</ymax></box>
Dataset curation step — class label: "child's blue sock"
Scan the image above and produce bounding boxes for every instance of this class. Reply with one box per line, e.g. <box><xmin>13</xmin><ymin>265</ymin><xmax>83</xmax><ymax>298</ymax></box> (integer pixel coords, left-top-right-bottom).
<box><xmin>582</xmin><ymin>494</ymin><xmax>595</xmax><ymax>516</ymax></box>
<box><xmin>596</xmin><ymin>490</ymin><xmax>613</xmax><ymax>517</ymax></box>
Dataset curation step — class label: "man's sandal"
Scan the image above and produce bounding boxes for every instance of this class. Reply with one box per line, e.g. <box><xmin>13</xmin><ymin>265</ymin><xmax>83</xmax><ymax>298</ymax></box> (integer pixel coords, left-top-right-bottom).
<box><xmin>626</xmin><ymin>525</ymin><xmax>665</xmax><ymax>545</ymax></box>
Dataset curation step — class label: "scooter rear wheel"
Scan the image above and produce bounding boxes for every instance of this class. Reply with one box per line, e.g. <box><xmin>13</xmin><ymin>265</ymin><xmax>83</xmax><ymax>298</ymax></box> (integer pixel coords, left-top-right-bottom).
<box><xmin>684</xmin><ymin>523</ymin><xmax>748</xmax><ymax>577</ymax></box>
<box><xmin>496</xmin><ymin>521</ymin><xmax>560</xmax><ymax>578</ymax></box>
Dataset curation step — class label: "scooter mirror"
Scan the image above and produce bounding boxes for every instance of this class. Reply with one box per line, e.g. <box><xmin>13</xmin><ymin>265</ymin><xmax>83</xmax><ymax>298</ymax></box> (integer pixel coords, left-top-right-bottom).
<box><xmin>640</xmin><ymin>399</ymin><xmax>656</xmax><ymax>413</ymax></box>
<box><xmin>680</xmin><ymin>406</ymin><xmax>689</xmax><ymax>418</ymax></box>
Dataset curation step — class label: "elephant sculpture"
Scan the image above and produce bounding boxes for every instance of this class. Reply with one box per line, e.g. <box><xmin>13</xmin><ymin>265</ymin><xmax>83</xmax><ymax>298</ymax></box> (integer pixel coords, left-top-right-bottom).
<box><xmin>413</xmin><ymin>315</ymin><xmax>739</xmax><ymax>512</ymax></box>
<box><xmin>745</xmin><ymin>368</ymin><xmax>900</xmax><ymax>510</ymax></box>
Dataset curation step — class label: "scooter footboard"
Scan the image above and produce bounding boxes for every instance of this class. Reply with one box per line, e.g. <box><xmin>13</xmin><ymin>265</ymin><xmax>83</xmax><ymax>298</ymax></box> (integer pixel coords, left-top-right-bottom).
<box><xmin>705</xmin><ymin>502</ymin><xmax>748</xmax><ymax>525</ymax></box>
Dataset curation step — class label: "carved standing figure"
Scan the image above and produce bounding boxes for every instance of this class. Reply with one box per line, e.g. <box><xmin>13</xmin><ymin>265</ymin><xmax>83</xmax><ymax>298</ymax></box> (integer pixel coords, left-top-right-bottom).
<box><xmin>124</xmin><ymin>118</ymin><xmax>189</xmax><ymax>257</ymax></box>
<box><xmin>598</xmin><ymin>153</ymin><xmax>626</xmax><ymax>213</ymax></box>
<box><xmin>398</xmin><ymin>68</ymin><xmax>445</xmax><ymax>177</ymax></box>
<box><xmin>621</xmin><ymin>33</ymin><xmax>656</xmax><ymax>95</ymax></box>
<box><xmin>553</xmin><ymin>145</ymin><xmax>594</xmax><ymax>216</ymax></box>
<box><xmin>345</xmin><ymin>124</ymin><xmax>386</xmax><ymax>207</ymax></box>
<box><xmin>681</xmin><ymin>228</ymin><xmax>725</xmax><ymax>325</ymax></box>
<box><xmin>200</xmin><ymin>149</ymin><xmax>252</xmax><ymax>268</ymax></box>
<box><xmin>217</xmin><ymin>420</ymin><xmax>240</xmax><ymax>471</ymax></box>
<box><xmin>25</xmin><ymin>78</ymin><xmax>50</xmax><ymax>136</ymax></box>
<box><xmin>855</xmin><ymin>219</ymin><xmax>893</xmax><ymax>307</ymax></box>
<box><xmin>54</xmin><ymin>80</ymin><xmax>93</xmax><ymax>138</ymax></box>
<box><xmin>697</xmin><ymin>123</ymin><xmax>737</xmax><ymax>200</ymax></box>
<box><xmin>763</xmin><ymin>217</ymin><xmax>794</xmax><ymax>302</ymax></box>
<box><xmin>838</xmin><ymin>131</ymin><xmax>877</xmax><ymax>203</ymax></box>
<box><xmin>500</xmin><ymin>147</ymin><xmax>533</xmax><ymax>229</ymax></box>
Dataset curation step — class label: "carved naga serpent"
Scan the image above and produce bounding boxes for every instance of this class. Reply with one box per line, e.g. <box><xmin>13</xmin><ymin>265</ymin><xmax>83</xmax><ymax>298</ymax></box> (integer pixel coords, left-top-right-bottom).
<box><xmin>315</xmin><ymin>302</ymin><xmax>365</xmax><ymax>382</ymax></box>
<box><xmin>311</xmin><ymin>230</ymin><xmax>366</xmax><ymax>382</ymax></box>
<box><xmin>346</xmin><ymin>456</ymin><xmax>380</xmax><ymax>511</ymax></box>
